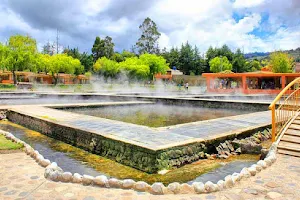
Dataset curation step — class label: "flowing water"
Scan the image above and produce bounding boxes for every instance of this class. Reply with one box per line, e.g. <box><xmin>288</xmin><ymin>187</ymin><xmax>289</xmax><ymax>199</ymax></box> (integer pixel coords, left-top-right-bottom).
<box><xmin>62</xmin><ymin>104</ymin><xmax>251</xmax><ymax>127</ymax></box>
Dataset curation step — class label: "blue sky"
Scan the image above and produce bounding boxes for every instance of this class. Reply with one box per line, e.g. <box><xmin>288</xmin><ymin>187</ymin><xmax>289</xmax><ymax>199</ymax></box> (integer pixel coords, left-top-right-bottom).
<box><xmin>0</xmin><ymin>0</ymin><xmax>299</xmax><ymax>53</ymax></box>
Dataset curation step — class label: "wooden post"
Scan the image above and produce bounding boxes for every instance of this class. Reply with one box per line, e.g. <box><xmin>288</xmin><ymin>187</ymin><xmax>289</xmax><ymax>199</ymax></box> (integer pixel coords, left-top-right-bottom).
<box><xmin>242</xmin><ymin>75</ymin><xmax>247</xmax><ymax>94</ymax></box>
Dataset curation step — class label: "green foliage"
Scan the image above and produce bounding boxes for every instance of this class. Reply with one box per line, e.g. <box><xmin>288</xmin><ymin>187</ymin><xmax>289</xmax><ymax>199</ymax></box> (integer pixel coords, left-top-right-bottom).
<box><xmin>63</xmin><ymin>47</ymin><xmax>93</xmax><ymax>73</ymax></box>
<box><xmin>139</xmin><ymin>53</ymin><xmax>169</xmax><ymax>79</ymax></box>
<box><xmin>247</xmin><ymin>60</ymin><xmax>262</xmax><ymax>72</ymax></box>
<box><xmin>135</xmin><ymin>17</ymin><xmax>161</xmax><ymax>54</ymax></box>
<box><xmin>209</xmin><ymin>56</ymin><xmax>232</xmax><ymax>73</ymax></box>
<box><xmin>92</xmin><ymin>36</ymin><xmax>115</xmax><ymax>61</ymax></box>
<box><xmin>119</xmin><ymin>57</ymin><xmax>149</xmax><ymax>80</ymax></box>
<box><xmin>49</xmin><ymin>54</ymin><xmax>84</xmax><ymax>84</ymax></box>
<box><xmin>269</xmin><ymin>51</ymin><xmax>294</xmax><ymax>73</ymax></box>
<box><xmin>111</xmin><ymin>53</ymin><xmax>125</xmax><ymax>62</ymax></box>
<box><xmin>93</xmin><ymin>57</ymin><xmax>120</xmax><ymax>78</ymax></box>
<box><xmin>232</xmin><ymin>48</ymin><xmax>246</xmax><ymax>72</ymax></box>
<box><xmin>93</xmin><ymin>54</ymin><xmax>168</xmax><ymax>80</ymax></box>
<box><xmin>0</xmin><ymin>35</ymin><xmax>38</xmax><ymax>84</ymax></box>
<box><xmin>162</xmin><ymin>44</ymin><xmax>205</xmax><ymax>75</ymax></box>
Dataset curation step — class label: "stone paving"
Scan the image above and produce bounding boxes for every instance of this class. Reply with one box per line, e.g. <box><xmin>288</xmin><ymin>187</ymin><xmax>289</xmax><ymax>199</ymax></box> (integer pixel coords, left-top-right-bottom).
<box><xmin>9</xmin><ymin>106</ymin><xmax>271</xmax><ymax>150</ymax></box>
<box><xmin>0</xmin><ymin>152</ymin><xmax>300</xmax><ymax>200</ymax></box>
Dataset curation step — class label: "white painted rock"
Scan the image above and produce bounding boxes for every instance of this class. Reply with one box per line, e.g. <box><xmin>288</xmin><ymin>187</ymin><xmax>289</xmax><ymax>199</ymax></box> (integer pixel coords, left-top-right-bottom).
<box><xmin>224</xmin><ymin>175</ymin><xmax>234</xmax><ymax>188</ymax></box>
<box><xmin>167</xmin><ymin>182</ymin><xmax>181</xmax><ymax>194</ymax></box>
<box><xmin>49</xmin><ymin>170</ymin><xmax>62</xmax><ymax>181</ymax></box>
<box><xmin>248</xmin><ymin>167</ymin><xmax>257</xmax><ymax>176</ymax></box>
<box><xmin>257</xmin><ymin>160</ymin><xmax>267</xmax><ymax>169</ymax></box>
<box><xmin>240</xmin><ymin>167</ymin><xmax>251</xmax><ymax>178</ymax></box>
<box><xmin>151</xmin><ymin>182</ymin><xmax>164</xmax><ymax>195</ymax></box>
<box><xmin>193</xmin><ymin>182</ymin><xmax>205</xmax><ymax>194</ymax></box>
<box><xmin>217</xmin><ymin>180</ymin><xmax>225</xmax><ymax>190</ymax></box>
<box><xmin>72</xmin><ymin>173</ymin><xmax>83</xmax><ymax>183</ymax></box>
<box><xmin>82</xmin><ymin>175</ymin><xmax>94</xmax><ymax>185</ymax></box>
<box><xmin>134</xmin><ymin>181</ymin><xmax>149</xmax><ymax>192</ymax></box>
<box><xmin>108</xmin><ymin>178</ymin><xmax>122</xmax><ymax>188</ymax></box>
<box><xmin>32</xmin><ymin>150</ymin><xmax>39</xmax><ymax>159</ymax></box>
<box><xmin>213</xmin><ymin>184</ymin><xmax>220</xmax><ymax>192</ymax></box>
<box><xmin>264</xmin><ymin>158</ymin><xmax>272</xmax><ymax>166</ymax></box>
<box><xmin>205</xmin><ymin>181</ymin><xmax>215</xmax><ymax>192</ymax></box>
<box><xmin>252</xmin><ymin>164</ymin><xmax>262</xmax><ymax>172</ymax></box>
<box><xmin>122</xmin><ymin>179</ymin><xmax>136</xmax><ymax>189</ymax></box>
<box><xmin>61</xmin><ymin>172</ymin><xmax>73</xmax><ymax>182</ymax></box>
<box><xmin>37</xmin><ymin>155</ymin><xmax>44</xmax><ymax>163</ymax></box>
<box><xmin>94</xmin><ymin>175</ymin><xmax>108</xmax><ymax>187</ymax></box>
<box><xmin>40</xmin><ymin>159</ymin><xmax>51</xmax><ymax>167</ymax></box>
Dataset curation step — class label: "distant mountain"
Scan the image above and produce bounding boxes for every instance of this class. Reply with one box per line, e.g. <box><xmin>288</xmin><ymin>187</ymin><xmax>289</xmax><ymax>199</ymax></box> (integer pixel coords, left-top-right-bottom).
<box><xmin>244</xmin><ymin>52</ymin><xmax>270</xmax><ymax>59</ymax></box>
<box><xmin>244</xmin><ymin>48</ymin><xmax>300</xmax><ymax>62</ymax></box>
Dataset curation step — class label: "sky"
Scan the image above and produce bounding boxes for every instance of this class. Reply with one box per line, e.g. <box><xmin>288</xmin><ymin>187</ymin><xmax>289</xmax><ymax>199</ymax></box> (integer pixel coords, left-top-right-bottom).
<box><xmin>0</xmin><ymin>0</ymin><xmax>299</xmax><ymax>53</ymax></box>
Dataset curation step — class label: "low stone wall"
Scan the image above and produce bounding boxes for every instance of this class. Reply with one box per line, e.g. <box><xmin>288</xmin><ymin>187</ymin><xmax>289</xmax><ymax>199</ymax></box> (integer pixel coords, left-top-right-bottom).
<box><xmin>6</xmin><ymin>110</ymin><xmax>208</xmax><ymax>173</ymax></box>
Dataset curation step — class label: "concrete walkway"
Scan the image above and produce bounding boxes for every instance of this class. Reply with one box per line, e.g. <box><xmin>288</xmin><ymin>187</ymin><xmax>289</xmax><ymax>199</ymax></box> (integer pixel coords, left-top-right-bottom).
<box><xmin>0</xmin><ymin>152</ymin><xmax>299</xmax><ymax>200</ymax></box>
<box><xmin>9</xmin><ymin>106</ymin><xmax>271</xmax><ymax>150</ymax></box>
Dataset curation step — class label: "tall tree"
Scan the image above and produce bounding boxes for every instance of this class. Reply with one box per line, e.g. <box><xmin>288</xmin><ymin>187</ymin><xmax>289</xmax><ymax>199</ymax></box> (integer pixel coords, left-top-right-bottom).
<box><xmin>135</xmin><ymin>17</ymin><xmax>161</xmax><ymax>54</ymax></box>
<box><xmin>1</xmin><ymin>35</ymin><xmax>37</xmax><ymax>84</ymax></box>
<box><xmin>232</xmin><ymin>48</ymin><xmax>246</xmax><ymax>72</ymax></box>
<box><xmin>209</xmin><ymin>56</ymin><xmax>232</xmax><ymax>73</ymax></box>
<box><xmin>92</xmin><ymin>36</ymin><xmax>115</xmax><ymax>61</ymax></box>
<box><xmin>42</xmin><ymin>41</ymin><xmax>55</xmax><ymax>55</ymax></box>
<box><xmin>178</xmin><ymin>42</ymin><xmax>194</xmax><ymax>75</ymax></box>
<box><xmin>269</xmin><ymin>51</ymin><xmax>294</xmax><ymax>73</ymax></box>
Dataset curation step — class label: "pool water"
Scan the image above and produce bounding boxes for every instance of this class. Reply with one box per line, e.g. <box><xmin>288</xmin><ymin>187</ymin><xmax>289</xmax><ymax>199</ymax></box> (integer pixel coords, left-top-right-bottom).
<box><xmin>0</xmin><ymin>121</ymin><xmax>258</xmax><ymax>185</ymax></box>
<box><xmin>63</xmin><ymin>104</ymin><xmax>251</xmax><ymax>127</ymax></box>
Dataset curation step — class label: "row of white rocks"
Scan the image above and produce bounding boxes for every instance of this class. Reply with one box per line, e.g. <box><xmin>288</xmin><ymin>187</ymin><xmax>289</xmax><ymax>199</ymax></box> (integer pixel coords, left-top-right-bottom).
<box><xmin>0</xmin><ymin>130</ymin><xmax>278</xmax><ymax>195</ymax></box>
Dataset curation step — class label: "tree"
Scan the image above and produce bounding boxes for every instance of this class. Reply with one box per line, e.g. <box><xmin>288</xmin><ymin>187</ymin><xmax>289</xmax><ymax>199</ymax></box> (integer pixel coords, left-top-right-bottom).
<box><xmin>119</xmin><ymin>57</ymin><xmax>149</xmax><ymax>80</ymax></box>
<box><xmin>49</xmin><ymin>54</ymin><xmax>83</xmax><ymax>84</ymax></box>
<box><xmin>209</xmin><ymin>56</ymin><xmax>232</xmax><ymax>73</ymax></box>
<box><xmin>232</xmin><ymin>48</ymin><xmax>246</xmax><ymax>72</ymax></box>
<box><xmin>92</xmin><ymin>36</ymin><xmax>115</xmax><ymax>61</ymax></box>
<box><xmin>249</xmin><ymin>60</ymin><xmax>261</xmax><ymax>72</ymax></box>
<box><xmin>42</xmin><ymin>41</ymin><xmax>55</xmax><ymax>55</ymax></box>
<box><xmin>178</xmin><ymin>42</ymin><xmax>195</xmax><ymax>75</ymax></box>
<box><xmin>135</xmin><ymin>17</ymin><xmax>161</xmax><ymax>54</ymax></box>
<box><xmin>2</xmin><ymin>35</ymin><xmax>37</xmax><ymax>84</ymax></box>
<box><xmin>63</xmin><ymin>47</ymin><xmax>81</xmax><ymax>59</ymax></box>
<box><xmin>93</xmin><ymin>57</ymin><xmax>120</xmax><ymax>79</ymax></box>
<box><xmin>80</xmin><ymin>52</ymin><xmax>93</xmax><ymax>72</ymax></box>
<box><xmin>139</xmin><ymin>53</ymin><xmax>169</xmax><ymax>80</ymax></box>
<box><xmin>269</xmin><ymin>51</ymin><xmax>294</xmax><ymax>73</ymax></box>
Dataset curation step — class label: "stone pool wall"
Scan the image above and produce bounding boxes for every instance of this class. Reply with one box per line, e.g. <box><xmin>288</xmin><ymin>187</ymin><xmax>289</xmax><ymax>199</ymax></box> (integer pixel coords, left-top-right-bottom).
<box><xmin>6</xmin><ymin>110</ymin><xmax>208</xmax><ymax>173</ymax></box>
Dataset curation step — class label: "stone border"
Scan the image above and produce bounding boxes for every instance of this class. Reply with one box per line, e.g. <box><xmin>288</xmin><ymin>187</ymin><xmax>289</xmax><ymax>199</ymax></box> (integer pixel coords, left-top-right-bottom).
<box><xmin>0</xmin><ymin>129</ymin><xmax>277</xmax><ymax>195</ymax></box>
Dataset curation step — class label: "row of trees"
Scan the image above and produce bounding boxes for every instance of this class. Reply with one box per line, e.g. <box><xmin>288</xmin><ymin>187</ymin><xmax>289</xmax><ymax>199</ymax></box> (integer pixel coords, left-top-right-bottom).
<box><xmin>93</xmin><ymin>53</ymin><xmax>169</xmax><ymax>80</ymax></box>
<box><xmin>0</xmin><ymin>35</ymin><xmax>84</xmax><ymax>84</ymax></box>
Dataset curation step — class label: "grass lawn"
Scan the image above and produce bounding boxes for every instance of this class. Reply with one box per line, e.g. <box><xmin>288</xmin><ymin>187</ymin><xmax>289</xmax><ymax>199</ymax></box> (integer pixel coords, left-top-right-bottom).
<box><xmin>0</xmin><ymin>135</ymin><xmax>23</xmax><ymax>150</ymax></box>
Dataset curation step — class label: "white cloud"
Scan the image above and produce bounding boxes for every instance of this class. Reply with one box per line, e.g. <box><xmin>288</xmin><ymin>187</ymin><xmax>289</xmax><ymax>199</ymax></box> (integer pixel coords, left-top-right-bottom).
<box><xmin>0</xmin><ymin>0</ymin><xmax>299</xmax><ymax>53</ymax></box>
<box><xmin>233</xmin><ymin>0</ymin><xmax>265</xmax><ymax>9</ymax></box>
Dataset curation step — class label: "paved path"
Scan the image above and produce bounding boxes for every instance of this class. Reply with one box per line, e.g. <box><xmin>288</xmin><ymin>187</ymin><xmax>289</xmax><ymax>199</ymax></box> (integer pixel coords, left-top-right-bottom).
<box><xmin>9</xmin><ymin>106</ymin><xmax>271</xmax><ymax>150</ymax></box>
<box><xmin>0</xmin><ymin>152</ymin><xmax>299</xmax><ymax>200</ymax></box>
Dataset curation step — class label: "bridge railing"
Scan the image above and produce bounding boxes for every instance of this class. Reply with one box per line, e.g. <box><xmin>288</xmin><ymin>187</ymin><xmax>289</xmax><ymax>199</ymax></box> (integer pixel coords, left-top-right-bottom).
<box><xmin>269</xmin><ymin>77</ymin><xmax>300</xmax><ymax>142</ymax></box>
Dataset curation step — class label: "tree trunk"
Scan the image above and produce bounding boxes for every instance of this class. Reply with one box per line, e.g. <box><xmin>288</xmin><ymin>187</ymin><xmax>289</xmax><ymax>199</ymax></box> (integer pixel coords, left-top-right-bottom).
<box><xmin>12</xmin><ymin>70</ymin><xmax>17</xmax><ymax>85</ymax></box>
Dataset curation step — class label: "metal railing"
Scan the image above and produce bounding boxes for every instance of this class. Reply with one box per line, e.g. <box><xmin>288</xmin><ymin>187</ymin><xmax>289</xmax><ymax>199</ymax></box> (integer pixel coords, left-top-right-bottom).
<box><xmin>269</xmin><ymin>77</ymin><xmax>300</xmax><ymax>142</ymax></box>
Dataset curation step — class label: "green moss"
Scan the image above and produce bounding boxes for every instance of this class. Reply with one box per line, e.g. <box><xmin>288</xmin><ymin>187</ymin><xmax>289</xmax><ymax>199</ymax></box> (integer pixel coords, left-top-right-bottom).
<box><xmin>0</xmin><ymin>135</ymin><xmax>23</xmax><ymax>150</ymax></box>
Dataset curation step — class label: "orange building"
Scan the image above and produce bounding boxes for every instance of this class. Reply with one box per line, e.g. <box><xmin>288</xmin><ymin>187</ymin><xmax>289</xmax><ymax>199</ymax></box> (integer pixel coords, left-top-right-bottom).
<box><xmin>202</xmin><ymin>71</ymin><xmax>300</xmax><ymax>94</ymax></box>
<box><xmin>0</xmin><ymin>71</ymin><xmax>90</xmax><ymax>85</ymax></box>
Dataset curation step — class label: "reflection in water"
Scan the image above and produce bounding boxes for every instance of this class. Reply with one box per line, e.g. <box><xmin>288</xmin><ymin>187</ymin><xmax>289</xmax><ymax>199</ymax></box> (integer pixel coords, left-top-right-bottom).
<box><xmin>0</xmin><ymin>121</ymin><xmax>258</xmax><ymax>185</ymax></box>
<box><xmin>63</xmin><ymin>104</ymin><xmax>251</xmax><ymax>127</ymax></box>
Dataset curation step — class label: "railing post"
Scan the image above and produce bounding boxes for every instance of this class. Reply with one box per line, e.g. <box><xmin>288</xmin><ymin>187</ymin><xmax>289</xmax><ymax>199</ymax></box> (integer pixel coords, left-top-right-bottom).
<box><xmin>271</xmin><ymin>106</ymin><xmax>276</xmax><ymax>142</ymax></box>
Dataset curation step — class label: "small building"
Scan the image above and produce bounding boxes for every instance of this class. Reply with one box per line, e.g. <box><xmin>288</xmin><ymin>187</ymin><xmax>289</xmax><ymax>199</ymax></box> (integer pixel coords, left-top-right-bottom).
<box><xmin>154</xmin><ymin>69</ymin><xmax>183</xmax><ymax>81</ymax></box>
<box><xmin>0</xmin><ymin>71</ymin><xmax>90</xmax><ymax>85</ymax></box>
<box><xmin>202</xmin><ymin>71</ymin><xmax>300</xmax><ymax>94</ymax></box>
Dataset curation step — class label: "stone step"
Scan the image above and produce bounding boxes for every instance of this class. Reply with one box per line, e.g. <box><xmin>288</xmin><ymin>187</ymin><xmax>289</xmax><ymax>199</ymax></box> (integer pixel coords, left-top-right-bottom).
<box><xmin>293</xmin><ymin>120</ymin><xmax>300</xmax><ymax>125</ymax></box>
<box><xmin>285</xmin><ymin>129</ymin><xmax>300</xmax><ymax>137</ymax></box>
<box><xmin>278</xmin><ymin>141</ymin><xmax>300</xmax><ymax>152</ymax></box>
<box><xmin>281</xmin><ymin>135</ymin><xmax>300</xmax><ymax>144</ymax></box>
<box><xmin>278</xmin><ymin>149</ymin><xmax>300</xmax><ymax>157</ymax></box>
<box><xmin>289</xmin><ymin>124</ymin><xmax>300</xmax><ymax>130</ymax></box>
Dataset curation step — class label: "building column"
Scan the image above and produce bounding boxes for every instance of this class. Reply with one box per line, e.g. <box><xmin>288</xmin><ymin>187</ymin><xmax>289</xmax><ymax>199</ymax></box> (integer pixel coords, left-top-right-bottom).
<box><xmin>281</xmin><ymin>76</ymin><xmax>286</xmax><ymax>89</ymax></box>
<box><xmin>242</xmin><ymin>75</ymin><xmax>247</xmax><ymax>94</ymax></box>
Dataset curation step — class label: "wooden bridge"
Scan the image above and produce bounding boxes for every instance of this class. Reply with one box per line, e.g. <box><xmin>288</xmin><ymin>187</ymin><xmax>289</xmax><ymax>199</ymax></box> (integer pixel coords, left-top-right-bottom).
<box><xmin>269</xmin><ymin>77</ymin><xmax>300</xmax><ymax>157</ymax></box>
